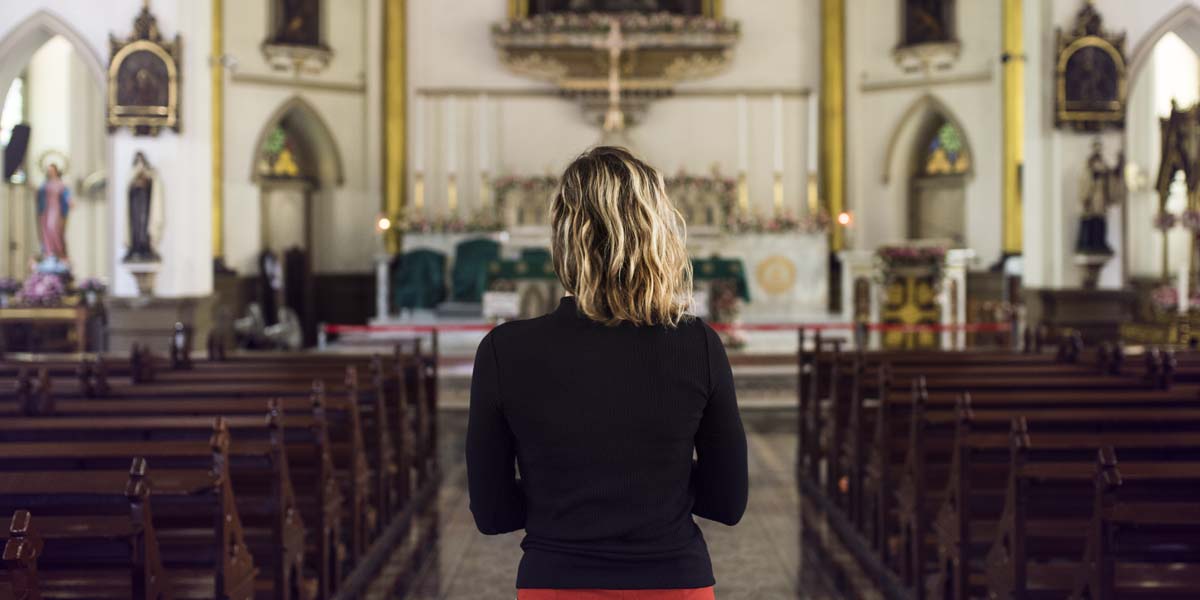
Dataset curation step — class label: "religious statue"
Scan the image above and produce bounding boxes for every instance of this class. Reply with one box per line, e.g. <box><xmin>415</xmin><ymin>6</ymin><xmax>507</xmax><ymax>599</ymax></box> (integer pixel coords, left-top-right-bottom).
<box><xmin>35</xmin><ymin>163</ymin><xmax>72</xmax><ymax>272</ymax></box>
<box><xmin>274</xmin><ymin>0</ymin><xmax>321</xmax><ymax>46</ymax></box>
<box><xmin>124</xmin><ymin>152</ymin><xmax>164</xmax><ymax>263</ymax></box>
<box><xmin>902</xmin><ymin>0</ymin><xmax>954</xmax><ymax>46</ymax></box>
<box><xmin>1074</xmin><ymin>140</ymin><xmax>1126</xmax><ymax>289</ymax></box>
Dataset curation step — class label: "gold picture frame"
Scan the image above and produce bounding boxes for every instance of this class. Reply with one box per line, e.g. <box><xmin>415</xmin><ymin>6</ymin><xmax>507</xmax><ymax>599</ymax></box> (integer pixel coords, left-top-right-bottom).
<box><xmin>1055</xmin><ymin>1</ymin><xmax>1127</xmax><ymax>131</ymax></box>
<box><xmin>107</xmin><ymin>3</ymin><xmax>181</xmax><ymax>136</ymax></box>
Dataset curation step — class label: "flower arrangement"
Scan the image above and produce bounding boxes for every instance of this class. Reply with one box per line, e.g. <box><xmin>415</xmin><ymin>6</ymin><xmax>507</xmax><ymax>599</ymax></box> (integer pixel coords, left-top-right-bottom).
<box><xmin>493</xmin><ymin>12</ymin><xmax>739</xmax><ymax>37</ymax></box>
<box><xmin>0</xmin><ymin>277</ymin><xmax>20</xmax><ymax>295</ymax></box>
<box><xmin>77</xmin><ymin>278</ymin><xmax>107</xmax><ymax>294</ymax></box>
<box><xmin>875</xmin><ymin>245</ymin><xmax>947</xmax><ymax>288</ymax></box>
<box><xmin>16</xmin><ymin>272</ymin><xmax>66</xmax><ymax>307</ymax></box>
<box><xmin>1183</xmin><ymin>209</ymin><xmax>1200</xmax><ymax>233</ymax></box>
<box><xmin>1151</xmin><ymin>284</ymin><xmax>1179</xmax><ymax>312</ymax></box>
<box><xmin>1154</xmin><ymin>211</ymin><xmax>1178</xmax><ymax>232</ymax></box>
<box><xmin>724</xmin><ymin>210</ymin><xmax>830</xmax><ymax>235</ymax></box>
<box><xmin>402</xmin><ymin>210</ymin><xmax>504</xmax><ymax>234</ymax></box>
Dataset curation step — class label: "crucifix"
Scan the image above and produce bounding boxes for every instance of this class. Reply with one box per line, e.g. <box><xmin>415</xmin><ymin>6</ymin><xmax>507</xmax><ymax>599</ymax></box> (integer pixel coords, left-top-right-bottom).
<box><xmin>598</xmin><ymin>18</ymin><xmax>628</xmax><ymax>133</ymax></box>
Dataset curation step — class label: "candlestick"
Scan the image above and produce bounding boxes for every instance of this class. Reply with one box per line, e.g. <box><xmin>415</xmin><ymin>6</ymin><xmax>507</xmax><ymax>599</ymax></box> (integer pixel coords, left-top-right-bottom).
<box><xmin>806</xmin><ymin>96</ymin><xmax>817</xmax><ymax>173</ymax></box>
<box><xmin>737</xmin><ymin>173</ymin><xmax>749</xmax><ymax>214</ymax></box>
<box><xmin>414</xmin><ymin>172</ymin><xmax>425</xmax><ymax>210</ymax></box>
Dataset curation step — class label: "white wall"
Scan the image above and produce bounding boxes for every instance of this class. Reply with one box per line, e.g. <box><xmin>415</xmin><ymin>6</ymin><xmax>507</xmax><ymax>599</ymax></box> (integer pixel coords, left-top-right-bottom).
<box><xmin>407</xmin><ymin>0</ymin><xmax>820</xmax><ymax>220</ymax></box>
<box><xmin>0</xmin><ymin>1</ymin><xmax>214</xmax><ymax>297</ymax></box>
<box><xmin>844</xmin><ymin>0</ymin><xmax>1002</xmax><ymax>269</ymax></box>
<box><xmin>1024</xmin><ymin>0</ymin><xmax>1200</xmax><ymax>289</ymax></box>
<box><xmin>221</xmin><ymin>0</ymin><xmax>379</xmax><ymax>275</ymax></box>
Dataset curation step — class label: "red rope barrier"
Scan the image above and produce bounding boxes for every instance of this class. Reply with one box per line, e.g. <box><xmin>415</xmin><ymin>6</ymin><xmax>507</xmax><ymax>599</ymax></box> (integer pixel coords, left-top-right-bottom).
<box><xmin>322</xmin><ymin>321</ymin><xmax>1012</xmax><ymax>335</ymax></box>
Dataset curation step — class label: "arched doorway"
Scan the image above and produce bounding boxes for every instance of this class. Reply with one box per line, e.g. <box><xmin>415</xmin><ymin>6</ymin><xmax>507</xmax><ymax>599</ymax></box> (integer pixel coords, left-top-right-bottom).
<box><xmin>0</xmin><ymin>12</ymin><xmax>109</xmax><ymax>283</ymax></box>
<box><xmin>246</xmin><ymin>96</ymin><xmax>344</xmax><ymax>344</ymax></box>
<box><xmin>1125</xmin><ymin>8</ymin><xmax>1200</xmax><ymax>286</ymax></box>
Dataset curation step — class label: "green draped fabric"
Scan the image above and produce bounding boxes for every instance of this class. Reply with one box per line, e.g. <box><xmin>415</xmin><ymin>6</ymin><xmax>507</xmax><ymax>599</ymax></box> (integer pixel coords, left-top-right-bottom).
<box><xmin>452</xmin><ymin>238</ymin><xmax>502</xmax><ymax>302</ymax></box>
<box><xmin>691</xmin><ymin>256</ymin><xmax>751</xmax><ymax>301</ymax></box>
<box><xmin>392</xmin><ymin>249</ymin><xmax>447</xmax><ymax>310</ymax></box>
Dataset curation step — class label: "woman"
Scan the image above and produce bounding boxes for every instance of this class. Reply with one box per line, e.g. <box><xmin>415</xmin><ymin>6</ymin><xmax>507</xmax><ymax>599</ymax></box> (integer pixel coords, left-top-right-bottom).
<box><xmin>467</xmin><ymin>146</ymin><xmax>748</xmax><ymax>599</ymax></box>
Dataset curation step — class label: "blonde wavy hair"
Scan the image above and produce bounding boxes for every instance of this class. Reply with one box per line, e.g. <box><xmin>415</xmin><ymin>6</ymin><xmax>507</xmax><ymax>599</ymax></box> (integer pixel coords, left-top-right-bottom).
<box><xmin>551</xmin><ymin>146</ymin><xmax>693</xmax><ymax>327</ymax></box>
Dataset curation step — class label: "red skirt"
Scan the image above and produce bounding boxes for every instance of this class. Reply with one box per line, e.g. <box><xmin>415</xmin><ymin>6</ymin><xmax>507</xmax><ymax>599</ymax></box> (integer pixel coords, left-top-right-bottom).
<box><xmin>517</xmin><ymin>588</ymin><xmax>715</xmax><ymax>600</ymax></box>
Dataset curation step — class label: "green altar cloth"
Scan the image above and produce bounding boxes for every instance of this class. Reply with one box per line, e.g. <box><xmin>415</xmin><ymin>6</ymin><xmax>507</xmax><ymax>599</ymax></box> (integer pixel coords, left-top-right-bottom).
<box><xmin>488</xmin><ymin>248</ymin><xmax>557</xmax><ymax>286</ymax></box>
<box><xmin>691</xmin><ymin>256</ymin><xmax>751</xmax><ymax>302</ymax></box>
<box><xmin>451</xmin><ymin>238</ymin><xmax>502</xmax><ymax>303</ymax></box>
<box><xmin>392</xmin><ymin>249</ymin><xmax>447</xmax><ymax>309</ymax></box>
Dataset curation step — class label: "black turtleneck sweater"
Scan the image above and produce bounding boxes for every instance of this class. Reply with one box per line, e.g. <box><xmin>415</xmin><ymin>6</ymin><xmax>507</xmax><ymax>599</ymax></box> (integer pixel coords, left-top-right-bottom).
<box><xmin>466</xmin><ymin>296</ymin><xmax>748</xmax><ymax>590</ymax></box>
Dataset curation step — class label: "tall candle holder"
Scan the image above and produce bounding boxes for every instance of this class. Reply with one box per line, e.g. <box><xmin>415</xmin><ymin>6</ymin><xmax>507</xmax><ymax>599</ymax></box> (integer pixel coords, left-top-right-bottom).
<box><xmin>772</xmin><ymin>173</ymin><xmax>784</xmax><ymax>215</ymax></box>
<box><xmin>736</xmin><ymin>172</ymin><xmax>749</xmax><ymax>214</ymax></box>
<box><xmin>447</xmin><ymin>173</ymin><xmax>459</xmax><ymax>215</ymax></box>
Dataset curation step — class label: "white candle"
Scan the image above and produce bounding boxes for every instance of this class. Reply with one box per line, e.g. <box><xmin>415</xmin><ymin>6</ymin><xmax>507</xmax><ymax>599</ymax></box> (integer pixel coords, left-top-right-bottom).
<box><xmin>806</xmin><ymin>95</ymin><xmax>818</xmax><ymax>173</ymax></box>
<box><xmin>772</xmin><ymin>93</ymin><xmax>784</xmax><ymax>174</ymax></box>
<box><xmin>736</xmin><ymin>94</ymin><xmax>749</xmax><ymax>174</ymax></box>
<box><xmin>413</xmin><ymin>96</ymin><xmax>424</xmax><ymax>172</ymax></box>
<box><xmin>446</xmin><ymin>95</ymin><xmax>458</xmax><ymax>174</ymax></box>
<box><xmin>477</xmin><ymin>93</ymin><xmax>489</xmax><ymax>173</ymax></box>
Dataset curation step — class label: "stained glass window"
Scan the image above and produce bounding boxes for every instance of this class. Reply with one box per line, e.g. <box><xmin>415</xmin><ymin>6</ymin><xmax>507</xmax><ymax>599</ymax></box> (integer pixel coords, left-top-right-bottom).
<box><xmin>258</xmin><ymin>124</ymin><xmax>303</xmax><ymax>178</ymax></box>
<box><xmin>923</xmin><ymin>121</ymin><xmax>970</xmax><ymax>176</ymax></box>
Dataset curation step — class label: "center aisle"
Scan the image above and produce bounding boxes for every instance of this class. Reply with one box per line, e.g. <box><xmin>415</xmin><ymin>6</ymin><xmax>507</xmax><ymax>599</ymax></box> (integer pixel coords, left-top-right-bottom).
<box><xmin>380</xmin><ymin>410</ymin><xmax>839</xmax><ymax>600</ymax></box>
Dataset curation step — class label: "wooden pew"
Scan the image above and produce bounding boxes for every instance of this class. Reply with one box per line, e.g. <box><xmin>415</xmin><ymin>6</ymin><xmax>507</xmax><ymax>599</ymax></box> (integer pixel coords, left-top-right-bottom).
<box><xmin>0</xmin><ymin>462</ymin><xmax>174</xmax><ymax>600</ymax></box>
<box><xmin>1069</xmin><ymin>447</ymin><xmax>1200</xmax><ymax>599</ymax></box>
<box><xmin>983</xmin><ymin>425</ymin><xmax>1200</xmax><ymax>599</ymax></box>
<box><xmin>929</xmin><ymin>404</ymin><xmax>1200</xmax><ymax>599</ymax></box>
<box><xmin>0</xmin><ymin>421</ymin><xmax>278</xmax><ymax>600</ymax></box>
<box><xmin>0</xmin><ymin>401</ymin><xmax>344</xmax><ymax>600</ymax></box>
<box><xmin>1</xmin><ymin>510</ymin><xmax>42</xmax><ymax>600</ymax></box>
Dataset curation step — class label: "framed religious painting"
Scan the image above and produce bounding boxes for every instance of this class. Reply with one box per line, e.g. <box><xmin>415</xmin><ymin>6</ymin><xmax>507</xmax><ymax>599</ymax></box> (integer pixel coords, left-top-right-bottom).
<box><xmin>1055</xmin><ymin>1</ymin><xmax>1127</xmax><ymax>131</ymax></box>
<box><xmin>107</xmin><ymin>3</ymin><xmax>181</xmax><ymax>136</ymax></box>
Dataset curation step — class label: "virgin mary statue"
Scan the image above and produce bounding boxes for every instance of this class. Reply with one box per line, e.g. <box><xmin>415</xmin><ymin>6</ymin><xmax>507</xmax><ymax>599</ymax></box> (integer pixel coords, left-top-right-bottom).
<box><xmin>35</xmin><ymin>163</ymin><xmax>71</xmax><ymax>269</ymax></box>
<box><xmin>124</xmin><ymin>152</ymin><xmax>164</xmax><ymax>263</ymax></box>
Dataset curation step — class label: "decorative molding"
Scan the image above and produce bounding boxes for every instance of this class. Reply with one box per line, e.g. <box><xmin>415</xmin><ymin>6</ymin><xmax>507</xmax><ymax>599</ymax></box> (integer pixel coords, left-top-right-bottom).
<box><xmin>859</xmin><ymin>67</ymin><xmax>993</xmax><ymax>94</ymax></box>
<box><xmin>261</xmin><ymin>42</ymin><xmax>333</xmax><ymax>75</ymax></box>
<box><xmin>892</xmin><ymin>41</ymin><xmax>962</xmax><ymax>73</ymax></box>
<box><xmin>229</xmin><ymin>72</ymin><xmax>366</xmax><ymax>94</ymax></box>
<box><xmin>414</xmin><ymin>86</ymin><xmax>812</xmax><ymax>98</ymax></box>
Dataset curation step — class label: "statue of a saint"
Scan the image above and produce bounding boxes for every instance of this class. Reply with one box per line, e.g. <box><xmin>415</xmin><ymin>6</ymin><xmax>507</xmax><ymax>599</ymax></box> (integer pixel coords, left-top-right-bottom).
<box><xmin>124</xmin><ymin>152</ymin><xmax>164</xmax><ymax>263</ymax></box>
<box><xmin>35</xmin><ymin>164</ymin><xmax>71</xmax><ymax>265</ymax></box>
<box><xmin>1076</xmin><ymin>139</ymin><xmax>1121</xmax><ymax>256</ymax></box>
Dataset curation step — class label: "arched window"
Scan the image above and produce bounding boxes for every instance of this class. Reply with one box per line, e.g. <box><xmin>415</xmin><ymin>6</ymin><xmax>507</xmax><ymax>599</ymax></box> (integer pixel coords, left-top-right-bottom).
<box><xmin>257</xmin><ymin>122</ymin><xmax>308</xmax><ymax>180</ymax></box>
<box><xmin>902</xmin><ymin>0</ymin><xmax>955</xmax><ymax>47</ymax></box>
<box><xmin>0</xmin><ymin>75</ymin><xmax>25</xmax><ymax>148</ymax></box>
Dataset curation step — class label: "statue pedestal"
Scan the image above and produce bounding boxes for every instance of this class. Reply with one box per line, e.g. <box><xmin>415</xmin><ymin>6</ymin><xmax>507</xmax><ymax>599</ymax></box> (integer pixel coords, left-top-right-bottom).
<box><xmin>105</xmin><ymin>295</ymin><xmax>215</xmax><ymax>354</ymax></box>
<box><xmin>124</xmin><ymin>261</ymin><xmax>161</xmax><ymax>299</ymax></box>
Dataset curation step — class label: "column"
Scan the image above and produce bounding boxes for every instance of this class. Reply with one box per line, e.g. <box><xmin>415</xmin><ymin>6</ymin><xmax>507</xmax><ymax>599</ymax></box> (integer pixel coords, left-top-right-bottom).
<box><xmin>1002</xmin><ymin>0</ymin><xmax>1024</xmax><ymax>256</ymax></box>
<box><xmin>820</xmin><ymin>0</ymin><xmax>846</xmax><ymax>251</ymax></box>
<box><xmin>384</xmin><ymin>0</ymin><xmax>407</xmax><ymax>255</ymax></box>
<box><xmin>211</xmin><ymin>0</ymin><xmax>225</xmax><ymax>269</ymax></box>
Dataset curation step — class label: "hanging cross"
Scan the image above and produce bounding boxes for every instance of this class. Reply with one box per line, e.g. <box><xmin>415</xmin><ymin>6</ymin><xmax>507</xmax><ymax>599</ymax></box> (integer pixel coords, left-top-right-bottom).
<box><xmin>599</xmin><ymin>18</ymin><xmax>626</xmax><ymax>132</ymax></box>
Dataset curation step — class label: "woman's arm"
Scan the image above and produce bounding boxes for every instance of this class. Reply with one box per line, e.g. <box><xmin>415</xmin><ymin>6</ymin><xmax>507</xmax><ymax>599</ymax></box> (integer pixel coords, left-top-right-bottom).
<box><xmin>692</xmin><ymin>323</ymin><xmax>749</xmax><ymax>526</ymax></box>
<box><xmin>466</xmin><ymin>331</ymin><xmax>527</xmax><ymax>534</ymax></box>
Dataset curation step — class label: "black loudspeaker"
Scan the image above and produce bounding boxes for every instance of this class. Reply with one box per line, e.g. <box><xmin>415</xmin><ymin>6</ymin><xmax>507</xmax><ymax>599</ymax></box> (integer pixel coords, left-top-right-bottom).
<box><xmin>4</xmin><ymin>123</ymin><xmax>30</xmax><ymax>181</ymax></box>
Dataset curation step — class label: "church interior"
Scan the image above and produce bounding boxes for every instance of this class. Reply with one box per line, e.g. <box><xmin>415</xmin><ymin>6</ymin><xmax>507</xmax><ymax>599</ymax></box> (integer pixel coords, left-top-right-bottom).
<box><xmin>6</xmin><ymin>0</ymin><xmax>1200</xmax><ymax>598</ymax></box>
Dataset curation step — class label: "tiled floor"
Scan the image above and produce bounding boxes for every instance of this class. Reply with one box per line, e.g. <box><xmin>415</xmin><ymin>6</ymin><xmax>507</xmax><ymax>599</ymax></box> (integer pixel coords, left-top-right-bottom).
<box><xmin>395</xmin><ymin>408</ymin><xmax>846</xmax><ymax>600</ymax></box>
